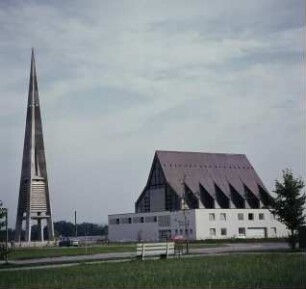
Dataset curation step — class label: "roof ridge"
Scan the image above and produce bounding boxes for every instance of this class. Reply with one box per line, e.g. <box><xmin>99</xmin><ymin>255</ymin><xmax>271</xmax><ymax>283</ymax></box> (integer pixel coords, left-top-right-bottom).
<box><xmin>156</xmin><ymin>150</ymin><xmax>245</xmax><ymax>156</ymax></box>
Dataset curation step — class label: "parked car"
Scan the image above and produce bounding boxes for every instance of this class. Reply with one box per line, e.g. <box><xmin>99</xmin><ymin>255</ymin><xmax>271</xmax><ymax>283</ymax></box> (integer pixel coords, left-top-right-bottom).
<box><xmin>58</xmin><ymin>238</ymin><xmax>80</xmax><ymax>247</ymax></box>
<box><xmin>70</xmin><ymin>239</ymin><xmax>80</xmax><ymax>246</ymax></box>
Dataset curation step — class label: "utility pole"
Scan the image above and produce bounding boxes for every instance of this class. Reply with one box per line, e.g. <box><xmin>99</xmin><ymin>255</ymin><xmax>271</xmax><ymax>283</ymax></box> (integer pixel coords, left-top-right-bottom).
<box><xmin>74</xmin><ymin>210</ymin><xmax>77</xmax><ymax>238</ymax></box>
<box><xmin>85</xmin><ymin>223</ymin><xmax>88</xmax><ymax>255</ymax></box>
<box><xmin>5</xmin><ymin>208</ymin><xmax>8</xmax><ymax>264</ymax></box>
<box><xmin>182</xmin><ymin>175</ymin><xmax>189</xmax><ymax>254</ymax></box>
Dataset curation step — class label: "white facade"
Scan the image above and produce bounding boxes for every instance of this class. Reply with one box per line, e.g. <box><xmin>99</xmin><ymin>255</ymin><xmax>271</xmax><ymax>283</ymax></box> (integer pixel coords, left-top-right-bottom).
<box><xmin>108</xmin><ymin>209</ymin><xmax>288</xmax><ymax>242</ymax></box>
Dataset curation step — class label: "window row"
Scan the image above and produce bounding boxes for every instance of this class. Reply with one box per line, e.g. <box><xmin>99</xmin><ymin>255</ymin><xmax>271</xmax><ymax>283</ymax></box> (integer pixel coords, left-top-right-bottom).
<box><xmin>209</xmin><ymin>227</ymin><xmax>277</xmax><ymax>236</ymax></box>
<box><xmin>209</xmin><ymin>212</ymin><xmax>266</xmax><ymax>221</ymax></box>
<box><xmin>110</xmin><ymin>216</ymin><xmax>158</xmax><ymax>225</ymax></box>
<box><xmin>209</xmin><ymin>228</ymin><xmax>227</xmax><ymax>236</ymax></box>
<box><xmin>174</xmin><ymin>228</ymin><xmax>193</xmax><ymax>235</ymax></box>
<box><xmin>238</xmin><ymin>213</ymin><xmax>265</xmax><ymax>221</ymax></box>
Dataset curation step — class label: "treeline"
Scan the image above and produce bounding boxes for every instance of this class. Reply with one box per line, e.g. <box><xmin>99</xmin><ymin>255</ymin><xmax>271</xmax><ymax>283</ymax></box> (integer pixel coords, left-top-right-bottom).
<box><xmin>54</xmin><ymin>221</ymin><xmax>108</xmax><ymax>238</ymax></box>
<box><xmin>1</xmin><ymin>221</ymin><xmax>108</xmax><ymax>241</ymax></box>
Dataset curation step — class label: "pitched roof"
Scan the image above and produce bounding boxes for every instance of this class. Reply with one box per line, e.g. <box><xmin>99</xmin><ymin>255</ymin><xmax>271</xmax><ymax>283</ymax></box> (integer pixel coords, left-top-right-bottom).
<box><xmin>155</xmin><ymin>150</ymin><xmax>268</xmax><ymax>199</ymax></box>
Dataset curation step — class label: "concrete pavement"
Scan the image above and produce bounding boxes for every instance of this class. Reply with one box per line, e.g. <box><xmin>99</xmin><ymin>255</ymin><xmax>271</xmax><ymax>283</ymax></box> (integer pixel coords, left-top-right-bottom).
<box><xmin>190</xmin><ymin>241</ymin><xmax>289</xmax><ymax>255</ymax></box>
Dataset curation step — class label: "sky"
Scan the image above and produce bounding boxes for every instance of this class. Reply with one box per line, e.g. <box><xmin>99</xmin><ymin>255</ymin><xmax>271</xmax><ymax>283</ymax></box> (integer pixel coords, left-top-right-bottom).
<box><xmin>0</xmin><ymin>0</ymin><xmax>305</xmax><ymax>227</ymax></box>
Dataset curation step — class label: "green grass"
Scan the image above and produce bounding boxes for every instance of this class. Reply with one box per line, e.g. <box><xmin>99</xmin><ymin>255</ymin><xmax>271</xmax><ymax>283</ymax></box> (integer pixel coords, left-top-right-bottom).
<box><xmin>9</xmin><ymin>244</ymin><xmax>136</xmax><ymax>260</ymax></box>
<box><xmin>9</xmin><ymin>243</ymin><xmax>222</xmax><ymax>260</ymax></box>
<box><xmin>0</xmin><ymin>253</ymin><xmax>304</xmax><ymax>288</ymax></box>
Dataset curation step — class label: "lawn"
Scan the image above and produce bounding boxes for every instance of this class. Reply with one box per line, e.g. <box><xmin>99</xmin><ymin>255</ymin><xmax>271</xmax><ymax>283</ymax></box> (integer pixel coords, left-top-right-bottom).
<box><xmin>8</xmin><ymin>242</ymin><xmax>220</xmax><ymax>260</ymax></box>
<box><xmin>9</xmin><ymin>243</ymin><xmax>136</xmax><ymax>260</ymax></box>
<box><xmin>0</xmin><ymin>253</ymin><xmax>304</xmax><ymax>288</ymax></box>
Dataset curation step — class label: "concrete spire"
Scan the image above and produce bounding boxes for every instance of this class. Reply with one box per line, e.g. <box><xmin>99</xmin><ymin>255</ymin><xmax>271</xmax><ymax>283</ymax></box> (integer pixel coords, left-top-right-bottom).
<box><xmin>15</xmin><ymin>49</ymin><xmax>54</xmax><ymax>243</ymax></box>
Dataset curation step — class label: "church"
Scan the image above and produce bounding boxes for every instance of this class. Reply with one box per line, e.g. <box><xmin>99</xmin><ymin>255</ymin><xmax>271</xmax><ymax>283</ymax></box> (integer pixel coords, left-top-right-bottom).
<box><xmin>108</xmin><ymin>150</ymin><xmax>287</xmax><ymax>241</ymax></box>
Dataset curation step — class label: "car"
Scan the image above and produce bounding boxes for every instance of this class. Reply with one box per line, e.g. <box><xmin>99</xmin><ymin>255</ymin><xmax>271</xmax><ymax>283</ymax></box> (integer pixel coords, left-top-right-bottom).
<box><xmin>171</xmin><ymin>235</ymin><xmax>185</xmax><ymax>241</ymax></box>
<box><xmin>58</xmin><ymin>239</ymin><xmax>70</xmax><ymax>247</ymax></box>
<box><xmin>58</xmin><ymin>238</ymin><xmax>80</xmax><ymax>247</ymax></box>
<box><xmin>70</xmin><ymin>239</ymin><xmax>80</xmax><ymax>246</ymax></box>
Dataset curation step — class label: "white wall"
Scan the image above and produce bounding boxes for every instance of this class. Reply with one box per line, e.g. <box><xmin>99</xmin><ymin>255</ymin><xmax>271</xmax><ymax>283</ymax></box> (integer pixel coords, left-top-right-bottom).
<box><xmin>195</xmin><ymin>209</ymin><xmax>288</xmax><ymax>239</ymax></box>
<box><xmin>109</xmin><ymin>212</ymin><xmax>160</xmax><ymax>242</ymax></box>
<box><xmin>108</xmin><ymin>209</ymin><xmax>288</xmax><ymax>242</ymax></box>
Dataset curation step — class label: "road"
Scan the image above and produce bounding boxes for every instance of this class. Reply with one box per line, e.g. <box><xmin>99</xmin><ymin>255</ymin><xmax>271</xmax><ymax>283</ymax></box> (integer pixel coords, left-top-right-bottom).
<box><xmin>190</xmin><ymin>241</ymin><xmax>289</xmax><ymax>255</ymax></box>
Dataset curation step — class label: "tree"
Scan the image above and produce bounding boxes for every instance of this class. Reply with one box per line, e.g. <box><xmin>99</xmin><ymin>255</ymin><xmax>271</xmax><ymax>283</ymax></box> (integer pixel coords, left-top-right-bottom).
<box><xmin>271</xmin><ymin>170</ymin><xmax>306</xmax><ymax>249</ymax></box>
<box><xmin>0</xmin><ymin>201</ymin><xmax>7</xmax><ymax>260</ymax></box>
<box><xmin>0</xmin><ymin>201</ymin><xmax>4</xmax><ymax>231</ymax></box>
<box><xmin>53</xmin><ymin>221</ymin><xmax>108</xmax><ymax>238</ymax></box>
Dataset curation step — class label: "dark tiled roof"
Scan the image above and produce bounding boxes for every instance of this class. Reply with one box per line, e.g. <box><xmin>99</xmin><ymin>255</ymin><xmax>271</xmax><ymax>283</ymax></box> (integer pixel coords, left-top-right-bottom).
<box><xmin>155</xmin><ymin>150</ymin><xmax>267</xmax><ymax>198</ymax></box>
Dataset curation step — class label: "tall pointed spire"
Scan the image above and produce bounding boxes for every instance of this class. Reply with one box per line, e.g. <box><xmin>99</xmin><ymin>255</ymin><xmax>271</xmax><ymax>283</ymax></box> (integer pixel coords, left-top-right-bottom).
<box><xmin>15</xmin><ymin>49</ymin><xmax>54</xmax><ymax>243</ymax></box>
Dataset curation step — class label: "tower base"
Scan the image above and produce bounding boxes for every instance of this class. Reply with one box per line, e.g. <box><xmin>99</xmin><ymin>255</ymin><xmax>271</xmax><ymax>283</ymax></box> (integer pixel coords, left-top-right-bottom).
<box><xmin>15</xmin><ymin>213</ymin><xmax>54</xmax><ymax>242</ymax></box>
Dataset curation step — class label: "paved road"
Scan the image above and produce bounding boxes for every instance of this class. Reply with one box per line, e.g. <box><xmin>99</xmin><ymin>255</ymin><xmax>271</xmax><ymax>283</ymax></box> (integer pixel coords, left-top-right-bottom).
<box><xmin>190</xmin><ymin>242</ymin><xmax>290</xmax><ymax>255</ymax></box>
<box><xmin>2</xmin><ymin>242</ymin><xmax>289</xmax><ymax>268</ymax></box>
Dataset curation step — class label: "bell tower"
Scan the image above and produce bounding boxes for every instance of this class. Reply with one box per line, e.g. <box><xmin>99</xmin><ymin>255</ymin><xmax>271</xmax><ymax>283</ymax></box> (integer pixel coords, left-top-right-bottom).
<box><xmin>15</xmin><ymin>49</ymin><xmax>54</xmax><ymax>242</ymax></box>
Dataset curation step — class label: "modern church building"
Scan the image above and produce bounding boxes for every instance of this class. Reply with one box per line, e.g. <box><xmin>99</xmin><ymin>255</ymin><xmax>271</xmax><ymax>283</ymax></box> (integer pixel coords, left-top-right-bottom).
<box><xmin>108</xmin><ymin>150</ymin><xmax>287</xmax><ymax>241</ymax></box>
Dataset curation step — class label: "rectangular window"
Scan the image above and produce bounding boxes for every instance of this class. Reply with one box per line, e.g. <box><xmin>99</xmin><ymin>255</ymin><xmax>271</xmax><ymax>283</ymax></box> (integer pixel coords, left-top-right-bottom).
<box><xmin>238</xmin><ymin>227</ymin><xmax>246</xmax><ymax>235</ymax></box>
<box><xmin>158</xmin><ymin>230</ymin><xmax>171</xmax><ymax>241</ymax></box>
<box><xmin>145</xmin><ymin>216</ymin><xmax>157</xmax><ymax>223</ymax></box>
<box><xmin>259</xmin><ymin>213</ymin><xmax>264</xmax><ymax>220</ymax></box>
<box><xmin>221</xmin><ymin>228</ymin><xmax>227</xmax><ymax>236</ymax></box>
<box><xmin>120</xmin><ymin>217</ymin><xmax>132</xmax><ymax>224</ymax></box>
<box><xmin>220</xmin><ymin>213</ymin><xmax>226</xmax><ymax>221</ymax></box>
<box><xmin>271</xmin><ymin>227</ymin><xmax>277</xmax><ymax>236</ymax></box>
<box><xmin>133</xmin><ymin>217</ymin><xmax>144</xmax><ymax>223</ymax></box>
<box><xmin>158</xmin><ymin>215</ymin><xmax>171</xmax><ymax>227</ymax></box>
<box><xmin>209</xmin><ymin>228</ymin><xmax>216</xmax><ymax>236</ymax></box>
<box><xmin>189</xmin><ymin>228</ymin><xmax>193</xmax><ymax>234</ymax></box>
<box><xmin>238</xmin><ymin>213</ymin><xmax>244</xmax><ymax>220</ymax></box>
<box><xmin>209</xmin><ymin>213</ymin><xmax>215</xmax><ymax>221</ymax></box>
<box><xmin>180</xmin><ymin>229</ymin><xmax>183</xmax><ymax>235</ymax></box>
<box><xmin>248</xmin><ymin>213</ymin><xmax>254</xmax><ymax>220</ymax></box>
<box><xmin>175</xmin><ymin>229</ymin><xmax>178</xmax><ymax>234</ymax></box>
<box><xmin>109</xmin><ymin>218</ymin><xmax>119</xmax><ymax>225</ymax></box>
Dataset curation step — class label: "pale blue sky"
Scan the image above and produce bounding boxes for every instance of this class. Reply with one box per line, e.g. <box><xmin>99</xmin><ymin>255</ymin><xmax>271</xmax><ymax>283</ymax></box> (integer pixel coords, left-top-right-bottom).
<box><xmin>0</xmin><ymin>0</ymin><xmax>304</xmax><ymax>227</ymax></box>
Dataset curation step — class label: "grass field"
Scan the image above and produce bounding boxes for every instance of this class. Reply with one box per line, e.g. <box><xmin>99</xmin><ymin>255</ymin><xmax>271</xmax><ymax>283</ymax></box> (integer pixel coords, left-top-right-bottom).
<box><xmin>8</xmin><ymin>243</ymin><xmax>136</xmax><ymax>260</ymax></box>
<box><xmin>0</xmin><ymin>253</ymin><xmax>304</xmax><ymax>288</ymax></box>
<box><xmin>8</xmin><ymin>242</ymin><xmax>221</xmax><ymax>260</ymax></box>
